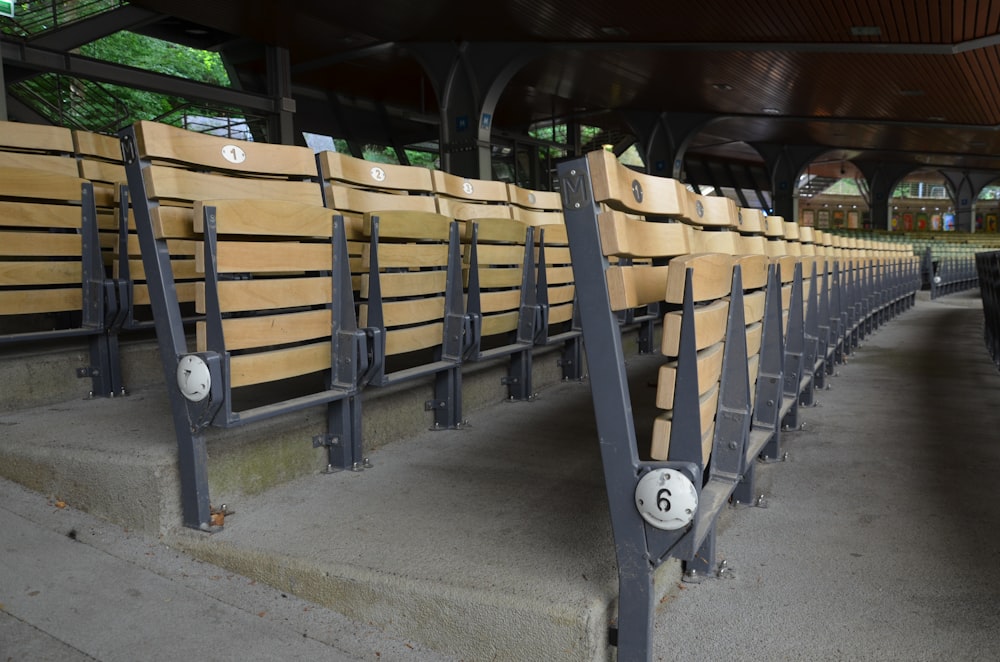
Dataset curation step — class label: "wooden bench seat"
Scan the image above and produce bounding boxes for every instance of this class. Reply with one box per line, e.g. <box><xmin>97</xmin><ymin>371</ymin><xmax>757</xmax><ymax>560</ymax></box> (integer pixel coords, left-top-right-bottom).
<box><xmin>121</xmin><ymin>120</ymin><xmax>370</xmax><ymax>530</ymax></box>
<box><xmin>0</xmin><ymin>165</ymin><xmax>120</xmax><ymax>396</ymax></box>
<box><xmin>317</xmin><ymin>150</ymin><xmax>471</xmax><ymax>429</ymax></box>
<box><xmin>558</xmin><ymin>149</ymin><xmax>762</xmax><ymax>661</ymax></box>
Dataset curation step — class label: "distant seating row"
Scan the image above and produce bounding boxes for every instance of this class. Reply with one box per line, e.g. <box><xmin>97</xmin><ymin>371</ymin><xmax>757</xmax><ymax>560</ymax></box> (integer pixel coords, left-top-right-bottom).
<box><xmin>557</xmin><ymin>150</ymin><xmax>920</xmax><ymax>661</ymax></box>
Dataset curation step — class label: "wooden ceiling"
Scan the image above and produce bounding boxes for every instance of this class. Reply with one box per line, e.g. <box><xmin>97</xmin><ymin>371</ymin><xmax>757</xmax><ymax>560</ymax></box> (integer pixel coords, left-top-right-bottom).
<box><xmin>127</xmin><ymin>0</ymin><xmax>1000</xmax><ymax>174</ymax></box>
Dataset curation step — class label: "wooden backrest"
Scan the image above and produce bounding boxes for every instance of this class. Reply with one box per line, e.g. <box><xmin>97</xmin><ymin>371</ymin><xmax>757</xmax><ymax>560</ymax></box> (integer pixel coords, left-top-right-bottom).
<box><xmin>359</xmin><ymin>210</ymin><xmax>458</xmax><ymax>358</ymax></box>
<box><xmin>0</xmin><ymin>121</ymin><xmax>79</xmax><ymax>177</ymax></box>
<box><xmin>0</xmin><ymin>167</ymin><xmax>99</xmax><ymax>329</ymax></box>
<box><xmin>431</xmin><ymin>170</ymin><xmax>512</xmax><ymax>222</ymax></box>
<box><xmin>584</xmin><ymin>149</ymin><xmax>737</xmax><ymax>466</ymax></box>
<box><xmin>507</xmin><ymin>184</ymin><xmax>576</xmax><ymax>328</ymax></box>
<box><xmin>73</xmin><ymin>130</ymin><xmax>129</xmax><ymax>274</ymax></box>
<box><xmin>463</xmin><ymin>216</ymin><xmax>532</xmax><ymax>339</ymax></box>
<box><xmin>193</xmin><ymin>199</ymin><xmax>342</xmax><ymax>390</ymax></box>
<box><xmin>124</xmin><ymin>120</ymin><xmax>323</xmax><ymax>319</ymax></box>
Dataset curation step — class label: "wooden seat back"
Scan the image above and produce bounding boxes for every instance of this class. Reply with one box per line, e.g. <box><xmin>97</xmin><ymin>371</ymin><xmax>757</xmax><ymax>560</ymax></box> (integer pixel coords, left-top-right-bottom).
<box><xmin>583</xmin><ymin>149</ymin><xmax>747</xmax><ymax>468</ymax></box>
<box><xmin>193</xmin><ymin>198</ymin><xmax>360</xmax><ymax>420</ymax></box>
<box><xmin>122</xmin><ymin>120</ymin><xmax>323</xmax><ymax>330</ymax></box>
<box><xmin>508</xmin><ymin>184</ymin><xmax>577</xmax><ymax>331</ymax></box>
<box><xmin>0</xmin><ymin>167</ymin><xmax>101</xmax><ymax>334</ymax></box>
<box><xmin>73</xmin><ymin>130</ymin><xmax>128</xmax><ymax>275</ymax></box>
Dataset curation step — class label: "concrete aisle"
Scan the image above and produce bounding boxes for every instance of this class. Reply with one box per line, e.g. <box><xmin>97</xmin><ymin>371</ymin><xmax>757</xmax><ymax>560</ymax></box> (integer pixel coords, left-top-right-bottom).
<box><xmin>0</xmin><ymin>477</ymin><xmax>451</xmax><ymax>662</ymax></box>
<box><xmin>654</xmin><ymin>290</ymin><xmax>1000</xmax><ymax>661</ymax></box>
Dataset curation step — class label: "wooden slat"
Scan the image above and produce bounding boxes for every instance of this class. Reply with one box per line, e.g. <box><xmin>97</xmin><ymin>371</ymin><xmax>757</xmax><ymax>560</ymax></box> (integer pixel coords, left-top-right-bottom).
<box><xmin>360</xmin><ymin>270</ymin><xmax>446</xmax><ymax>298</ymax></box>
<box><xmin>0</xmin><ymin>201</ymin><xmax>82</xmax><ymax>229</ymax></box>
<box><xmin>656</xmin><ymin>341</ymin><xmax>724</xmax><ymax>409</ymax></box>
<box><xmin>598</xmin><ymin>210</ymin><xmax>692</xmax><ymax>258</ymax></box>
<box><xmin>764</xmin><ymin>240</ymin><xmax>787</xmax><ymax>257</ymax></box>
<box><xmin>536</xmin><ymin>224</ymin><xmax>568</xmax><ymax>243</ymax></box>
<box><xmin>431</xmin><ymin>170</ymin><xmax>509</xmax><ymax>203</ymax></box>
<box><xmin>360</xmin><ymin>297</ymin><xmax>445</xmax><ymax>327</ymax></box>
<box><xmin>468</xmin><ymin>243</ymin><xmax>525</xmax><ymax>266</ymax></box>
<box><xmin>384</xmin><ymin>322</ymin><xmax>444</xmax><ymax>355</ymax></box>
<box><xmin>361</xmin><ymin>243</ymin><xmax>449</xmax><ymax>269</ymax></box>
<box><xmin>0</xmin><ymin>121</ymin><xmax>73</xmax><ymax>152</ymax></box>
<box><xmin>0</xmin><ymin>287</ymin><xmax>80</xmax><ymax>314</ymax></box>
<box><xmin>143</xmin><ymin>165</ymin><xmax>323</xmax><ymax>206</ymax></box>
<box><xmin>511</xmin><ymin>207</ymin><xmax>564</xmax><ymax>226</ymax></box>
<box><xmin>738</xmin><ymin>234</ymin><xmax>767</xmax><ymax>255</ymax></box>
<box><xmin>650</xmin><ymin>383</ymin><xmax>720</xmax><ymax>461</ymax></box>
<box><xmin>548</xmin><ymin>284</ymin><xmax>575</xmax><ymax>305</ymax></box>
<box><xmin>742</xmin><ymin>289</ymin><xmax>767</xmax><ymax>325</ymax></box>
<box><xmin>540</xmin><ymin>246</ymin><xmax>572</xmax><ymax>263</ymax></box>
<box><xmin>481</xmin><ymin>310</ymin><xmax>519</xmax><ymax>336</ymax></box>
<box><xmin>0</xmin><ymin>152</ymin><xmax>80</xmax><ymax>177</ymax></box>
<box><xmin>544</xmin><ymin>266</ymin><xmax>575</xmax><ymax>285</ymax></box>
<box><xmin>204</xmin><ymin>241</ymin><xmax>332</xmax><ymax>274</ymax></box>
<box><xmin>464</xmin><ymin>218</ymin><xmax>528</xmax><ymax>244</ymax></box>
<box><xmin>362</xmin><ymin>210</ymin><xmax>453</xmax><ymax>241</ymax></box>
<box><xmin>690</xmin><ymin>228</ymin><xmax>739</xmax><ymax>254</ymax></box>
<box><xmin>479</xmin><ymin>289</ymin><xmax>521</xmax><ymax>314</ymax></box>
<box><xmin>467</xmin><ymin>266</ymin><xmax>523</xmax><ymax>289</ymax></box>
<box><xmin>122</xmin><ymin>257</ymin><xmax>198</xmax><ymax>281</ymax></box>
<box><xmin>746</xmin><ymin>322</ymin><xmax>763</xmax><ymax>357</ymax></box>
<box><xmin>733</xmin><ymin>254</ymin><xmax>770</xmax><ymax>290</ymax></box>
<box><xmin>436</xmin><ymin>196</ymin><xmax>513</xmax><ymax>221</ymax></box>
<box><xmin>662</xmin><ymin>299</ymin><xmax>730</xmax><ymax>356</ymax></box>
<box><xmin>738</xmin><ymin>208</ymin><xmax>765</xmax><ymax>233</ymax></box>
<box><xmin>695</xmin><ymin>195</ymin><xmax>738</xmax><ymax>227</ymax></box>
<box><xmin>196</xmin><ymin>277</ymin><xmax>332</xmax><ymax>314</ymax></box>
<box><xmin>606</xmin><ymin>265</ymin><xmax>670</xmax><ymax>310</ymax></box>
<box><xmin>587</xmin><ymin>149</ymin><xmax>689</xmax><ymax>219</ymax></box>
<box><xmin>0</xmin><ymin>261</ymin><xmax>80</xmax><ymax>285</ymax></box>
<box><xmin>73</xmin><ymin>130</ymin><xmax>123</xmax><ymax>162</ymax></box>
<box><xmin>0</xmin><ymin>167</ymin><xmax>85</xmax><ymax>202</ymax></box>
<box><xmin>548</xmin><ymin>303</ymin><xmax>574</xmax><ymax>324</ymax></box>
<box><xmin>194</xmin><ymin>199</ymin><xmax>334</xmax><ymax>236</ymax></box>
<box><xmin>772</xmin><ymin>255</ymin><xmax>799</xmax><ymax>283</ymax></box>
<box><xmin>198</xmin><ymin>309</ymin><xmax>331</xmax><ymax>352</ymax></box>
<box><xmin>664</xmin><ymin>253</ymin><xmax>734</xmax><ymax>304</ymax></box>
<box><xmin>318</xmin><ymin>151</ymin><xmax>434</xmax><ymax>192</ymax></box>
<box><xmin>78</xmin><ymin>159</ymin><xmax>126</xmax><ymax>184</ymax></box>
<box><xmin>151</xmin><ymin>207</ymin><xmax>198</xmax><ymax>240</ymax></box>
<box><xmin>229</xmin><ymin>341</ymin><xmax>332</xmax><ymax>388</ymax></box>
<box><xmin>1</xmin><ymin>231</ymin><xmax>81</xmax><ymax>256</ymax></box>
<box><xmin>329</xmin><ymin>184</ymin><xmax>437</xmax><ymax>216</ymax></box>
<box><xmin>506</xmin><ymin>184</ymin><xmax>562</xmax><ymax>210</ymax></box>
<box><xmin>132</xmin><ymin>281</ymin><xmax>197</xmax><ymax>306</ymax></box>
<box><xmin>134</xmin><ymin>120</ymin><xmax>318</xmax><ymax>177</ymax></box>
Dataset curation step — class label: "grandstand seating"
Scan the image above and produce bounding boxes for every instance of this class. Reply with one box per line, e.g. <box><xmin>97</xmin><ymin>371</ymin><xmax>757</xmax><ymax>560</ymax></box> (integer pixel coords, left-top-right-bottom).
<box><xmin>556</xmin><ymin>149</ymin><xmax>920</xmax><ymax>661</ymax></box>
<box><xmin>1</xmin><ymin>117</ymin><xmax>946</xmax><ymax>660</ymax></box>
<box><xmin>0</xmin><ymin>121</ymin><xmax>121</xmax><ymax>397</ymax></box>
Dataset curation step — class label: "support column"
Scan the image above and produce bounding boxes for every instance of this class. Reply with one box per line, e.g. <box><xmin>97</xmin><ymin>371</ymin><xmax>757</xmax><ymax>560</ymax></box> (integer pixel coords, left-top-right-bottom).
<box><xmin>622</xmin><ymin>111</ymin><xmax>718</xmax><ymax>178</ymax></box>
<box><xmin>412</xmin><ymin>42</ymin><xmax>541</xmax><ymax>178</ymax></box>
<box><xmin>940</xmin><ymin>170</ymin><xmax>995</xmax><ymax>233</ymax></box>
<box><xmin>856</xmin><ymin>162</ymin><xmax>914</xmax><ymax>231</ymax></box>
<box><xmin>266</xmin><ymin>46</ymin><xmax>295</xmax><ymax>145</ymax></box>
<box><xmin>753</xmin><ymin>144</ymin><xmax>827</xmax><ymax>221</ymax></box>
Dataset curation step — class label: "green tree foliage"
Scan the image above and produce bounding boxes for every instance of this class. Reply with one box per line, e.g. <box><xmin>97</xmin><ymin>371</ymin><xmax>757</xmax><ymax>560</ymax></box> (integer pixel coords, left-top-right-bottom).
<box><xmin>77</xmin><ymin>31</ymin><xmax>230</xmax><ymax>124</ymax></box>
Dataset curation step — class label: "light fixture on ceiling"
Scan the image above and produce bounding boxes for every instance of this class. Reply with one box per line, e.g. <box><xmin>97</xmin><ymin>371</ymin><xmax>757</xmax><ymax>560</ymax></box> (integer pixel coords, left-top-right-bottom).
<box><xmin>712</xmin><ymin>83</ymin><xmax>734</xmax><ymax>91</ymax></box>
<box><xmin>762</xmin><ymin>107</ymin><xmax>780</xmax><ymax>115</ymax></box>
<box><xmin>927</xmin><ymin>116</ymin><xmax>946</xmax><ymax>122</ymax></box>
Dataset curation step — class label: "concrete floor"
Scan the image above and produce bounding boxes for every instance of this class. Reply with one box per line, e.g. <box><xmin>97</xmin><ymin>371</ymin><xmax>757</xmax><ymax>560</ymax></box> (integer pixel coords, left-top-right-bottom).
<box><xmin>2</xmin><ymin>290</ymin><xmax>999</xmax><ymax>661</ymax></box>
